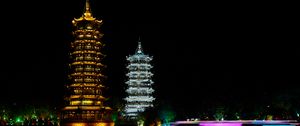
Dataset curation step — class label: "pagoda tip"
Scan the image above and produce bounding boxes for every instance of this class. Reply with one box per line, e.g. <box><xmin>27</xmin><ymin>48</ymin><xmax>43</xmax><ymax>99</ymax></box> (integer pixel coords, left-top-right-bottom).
<box><xmin>136</xmin><ymin>38</ymin><xmax>143</xmax><ymax>54</ymax></box>
<box><xmin>85</xmin><ymin>0</ymin><xmax>91</xmax><ymax>13</ymax></box>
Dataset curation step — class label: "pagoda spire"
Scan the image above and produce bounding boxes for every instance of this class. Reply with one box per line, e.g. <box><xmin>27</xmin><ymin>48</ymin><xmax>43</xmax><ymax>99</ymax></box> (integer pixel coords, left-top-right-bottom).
<box><xmin>136</xmin><ymin>37</ymin><xmax>143</xmax><ymax>54</ymax></box>
<box><xmin>82</xmin><ymin>0</ymin><xmax>93</xmax><ymax>19</ymax></box>
<box><xmin>85</xmin><ymin>0</ymin><xmax>91</xmax><ymax>13</ymax></box>
<box><xmin>73</xmin><ymin>0</ymin><xmax>99</xmax><ymax>23</ymax></box>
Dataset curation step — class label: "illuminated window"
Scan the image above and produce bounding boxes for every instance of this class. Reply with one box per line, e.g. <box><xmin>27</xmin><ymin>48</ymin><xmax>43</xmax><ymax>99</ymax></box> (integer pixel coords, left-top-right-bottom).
<box><xmin>86</xmin><ymin>34</ymin><xmax>92</xmax><ymax>38</ymax></box>
<box><xmin>75</xmin><ymin>46</ymin><xmax>81</xmax><ymax>50</ymax></box>
<box><xmin>87</xmin><ymin>26</ymin><xmax>92</xmax><ymax>29</ymax></box>
<box><xmin>82</xmin><ymin>100</ymin><xmax>93</xmax><ymax>105</ymax></box>
<box><xmin>86</xmin><ymin>45</ymin><xmax>92</xmax><ymax>49</ymax></box>
<box><xmin>70</xmin><ymin>101</ymin><xmax>81</xmax><ymax>105</ymax></box>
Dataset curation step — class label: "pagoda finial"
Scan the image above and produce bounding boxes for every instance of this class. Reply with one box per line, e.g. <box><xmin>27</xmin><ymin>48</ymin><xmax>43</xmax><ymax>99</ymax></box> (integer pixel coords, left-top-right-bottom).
<box><xmin>82</xmin><ymin>0</ymin><xmax>93</xmax><ymax>18</ymax></box>
<box><xmin>85</xmin><ymin>0</ymin><xmax>91</xmax><ymax>13</ymax></box>
<box><xmin>136</xmin><ymin>37</ymin><xmax>143</xmax><ymax>54</ymax></box>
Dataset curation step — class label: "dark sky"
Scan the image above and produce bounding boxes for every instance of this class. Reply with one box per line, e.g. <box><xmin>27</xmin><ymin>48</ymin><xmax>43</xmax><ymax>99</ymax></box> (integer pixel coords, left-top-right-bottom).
<box><xmin>0</xmin><ymin>0</ymin><xmax>299</xmax><ymax>114</ymax></box>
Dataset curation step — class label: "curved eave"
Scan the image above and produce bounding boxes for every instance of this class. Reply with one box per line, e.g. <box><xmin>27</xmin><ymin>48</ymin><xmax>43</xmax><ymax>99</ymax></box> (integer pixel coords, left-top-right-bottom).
<box><xmin>75</xmin><ymin>16</ymin><xmax>96</xmax><ymax>21</ymax></box>
<box><xmin>68</xmin><ymin>95</ymin><xmax>106</xmax><ymax>99</ymax></box>
<box><xmin>70</xmin><ymin>73</ymin><xmax>105</xmax><ymax>77</ymax></box>
<box><xmin>63</xmin><ymin>106</ymin><xmax>101</xmax><ymax>111</ymax></box>
<box><xmin>63</xmin><ymin>105</ymin><xmax>112</xmax><ymax>111</ymax></box>
<box><xmin>104</xmin><ymin>106</ymin><xmax>112</xmax><ymax>110</ymax></box>
<box><xmin>69</xmin><ymin>84</ymin><xmax>105</xmax><ymax>88</ymax></box>
<box><xmin>126</xmin><ymin>55</ymin><xmax>153</xmax><ymax>61</ymax></box>
<box><xmin>72</xmin><ymin>17</ymin><xmax>103</xmax><ymax>24</ymax></box>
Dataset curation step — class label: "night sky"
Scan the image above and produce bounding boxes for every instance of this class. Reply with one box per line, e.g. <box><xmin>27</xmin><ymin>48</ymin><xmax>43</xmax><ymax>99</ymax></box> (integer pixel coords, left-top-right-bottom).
<box><xmin>0</xmin><ymin>0</ymin><xmax>299</xmax><ymax>115</ymax></box>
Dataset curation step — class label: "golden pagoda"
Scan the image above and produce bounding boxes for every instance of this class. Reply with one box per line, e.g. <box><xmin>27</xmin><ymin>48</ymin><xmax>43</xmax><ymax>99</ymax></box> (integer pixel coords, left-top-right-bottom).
<box><xmin>61</xmin><ymin>0</ymin><xmax>113</xmax><ymax>125</ymax></box>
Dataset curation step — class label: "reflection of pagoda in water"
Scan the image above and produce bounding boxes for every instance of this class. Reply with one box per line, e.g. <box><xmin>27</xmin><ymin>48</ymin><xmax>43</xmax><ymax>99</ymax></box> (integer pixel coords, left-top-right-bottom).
<box><xmin>61</xmin><ymin>0</ymin><xmax>113</xmax><ymax>125</ymax></box>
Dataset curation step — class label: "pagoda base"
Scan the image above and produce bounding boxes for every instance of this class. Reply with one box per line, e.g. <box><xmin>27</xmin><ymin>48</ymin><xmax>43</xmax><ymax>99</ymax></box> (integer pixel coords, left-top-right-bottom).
<box><xmin>61</xmin><ymin>121</ymin><xmax>114</xmax><ymax>126</ymax></box>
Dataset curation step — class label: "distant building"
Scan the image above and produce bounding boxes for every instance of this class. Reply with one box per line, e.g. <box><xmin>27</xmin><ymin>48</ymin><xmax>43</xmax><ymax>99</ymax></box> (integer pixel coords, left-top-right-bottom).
<box><xmin>124</xmin><ymin>40</ymin><xmax>155</xmax><ymax>119</ymax></box>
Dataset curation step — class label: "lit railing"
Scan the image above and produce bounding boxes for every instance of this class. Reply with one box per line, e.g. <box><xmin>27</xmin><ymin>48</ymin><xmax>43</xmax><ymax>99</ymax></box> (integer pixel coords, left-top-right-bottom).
<box><xmin>70</xmin><ymin>101</ymin><xmax>81</xmax><ymax>105</ymax></box>
<box><xmin>80</xmin><ymin>106</ymin><xmax>100</xmax><ymax>110</ymax></box>
<box><xmin>74</xmin><ymin>79</ymin><xmax>83</xmax><ymax>82</ymax></box>
<box><xmin>64</xmin><ymin>106</ymin><xmax>78</xmax><ymax>110</ymax></box>
<box><xmin>72</xmin><ymin>50</ymin><xmax>97</xmax><ymax>54</ymax></box>
<box><xmin>84</xmin><ymin>57</ymin><xmax>93</xmax><ymax>60</ymax></box>
<box><xmin>84</xmin><ymin>78</ymin><xmax>95</xmax><ymax>82</ymax></box>
<box><xmin>86</xmin><ymin>34</ymin><xmax>92</xmax><ymax>38</ymax></box>
<box><xmin>75</xmin><ymin>68</ymin><xmax>83</xmax><ymax>71</ymax></box>
<box><xmin>82</xmin><ymin>72</ymin><xmax>97</xmax><ymax>75</ymax></box>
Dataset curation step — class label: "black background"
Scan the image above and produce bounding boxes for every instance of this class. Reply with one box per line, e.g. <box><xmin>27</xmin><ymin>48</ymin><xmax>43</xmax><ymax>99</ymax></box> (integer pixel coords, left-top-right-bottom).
<box><xmin>0</xmin><ymin>0</ymin><xmax>299</xmax><ymax>116</ymax></box>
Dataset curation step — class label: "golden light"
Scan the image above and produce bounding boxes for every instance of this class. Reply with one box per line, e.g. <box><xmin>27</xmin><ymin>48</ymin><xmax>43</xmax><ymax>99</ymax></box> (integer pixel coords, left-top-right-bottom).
<box><xmin>64</xmin><ymin>122</ymin><xmax>114</xmax><ymax>126</ymax></box>
<box><xmin>62</xmin><ymin>0</ymin><xmax>113</xmax><ymax>124</ymax></box>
